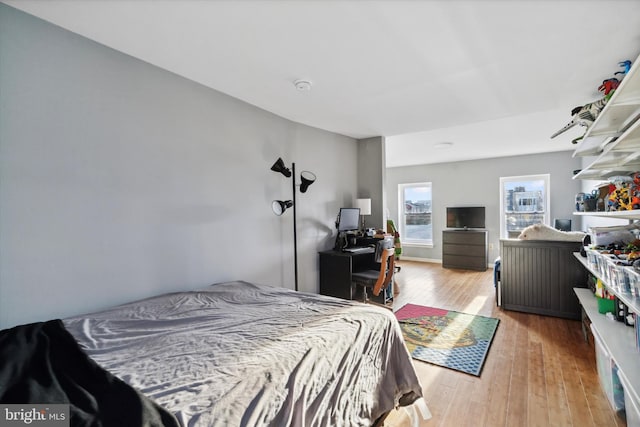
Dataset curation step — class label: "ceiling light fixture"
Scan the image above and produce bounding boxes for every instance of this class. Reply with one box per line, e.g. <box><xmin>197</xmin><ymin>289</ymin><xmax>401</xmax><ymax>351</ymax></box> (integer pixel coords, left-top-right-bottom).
<box><xmin>434</xmin><ymin>142</ymin><xmax>454</xmax><ymax>149</ymax></box>
<box><xmin>294</xmin><ymin>79</ymin><xmax>312</xmax><ymax>91</ymax></box>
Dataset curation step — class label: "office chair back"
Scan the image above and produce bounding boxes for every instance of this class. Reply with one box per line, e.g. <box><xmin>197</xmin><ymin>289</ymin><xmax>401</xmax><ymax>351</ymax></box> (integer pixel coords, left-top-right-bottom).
<box><xmin>374</xmin><ymin>235</ymin><xmax>395</xmax><ymax>262</ymax></box>
<box><xmin>371</xmin><ymin>247</ymin><xmax>395</xmax><ymax>297</ymax></box>
<box><xmin>352</xmin><ymin>238</ymin><xmax>396</xmax><ymax>307</ymax></box>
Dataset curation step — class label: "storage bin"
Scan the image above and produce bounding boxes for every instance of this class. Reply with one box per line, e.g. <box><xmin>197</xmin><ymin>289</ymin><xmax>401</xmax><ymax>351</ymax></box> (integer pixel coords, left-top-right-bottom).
<box><xmin>614</xmin><ymin>296</ymin><xmax>626</xmax><ymax>322</ymax></box>
<box><xmin>587</xmin><ymin>249</ymin><xmax>599</xmax><ymax>269</ymax></box>
<box><xmin>591</xmin><ymin>324</ymin><xmax>625</xmax><ymax>412</ymax></box>
<box><xmin>626</xmin><ymin>267</ymin><xmax>640</xmax><ymax>297</ymax></box>
<box><xmin>618</xmin><ymin>266</ymin><xmax>632</xmax><ymax>293</ymax></box>
<box><xmin>597</xmin><ymin>296</ymin><xmax>616</xmax><ymax>314</ymax></box>
<box><xmin>611</xmin><ymin>262</ymin><xmax>632</xmax><ymax>293</ymax></box>
<box><xmin>619</xmin><ymin>370</ymin><xmax>640</xmax><ymax>427</ymax></box>
<box><xmin>589</xmin><ymin>226</ymin><xmax>637</xmax><ymax>247</ymax></box>
<box><xmin>636</xmin><ymin>313</ymin><xmax>640</xmax><ymax>352</ymax></box>
<box><xmin>607</xmin><ymin>259</ymin><xmax>622</xmax><ymax>290</ymax></box>
<box><xmin>598</xmin><ymin>254</ymin><xmax>618</xmax><ymax>283</ymax></box>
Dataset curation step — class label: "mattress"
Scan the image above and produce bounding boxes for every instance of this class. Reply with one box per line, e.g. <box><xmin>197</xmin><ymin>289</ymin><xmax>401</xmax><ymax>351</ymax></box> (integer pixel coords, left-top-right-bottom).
<box><xmin>63</xmin><ymin>281</ymin><xmax>423</xmax><ymax>426</ymax></box>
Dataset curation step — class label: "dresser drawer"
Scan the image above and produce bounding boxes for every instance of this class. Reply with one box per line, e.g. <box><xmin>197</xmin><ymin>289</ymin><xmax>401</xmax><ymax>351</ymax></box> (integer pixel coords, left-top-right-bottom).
<box><xmin>443</xmin><ymin>230</ymin><xmax>486</xmax><ymax>245</ymax></box>
<box><xmin>443</xmin><ymin>243</ymin><xmax>486</xmax><ymax>257</ymax></box>
<box><xmin>442</xmin><ymin>254</ymin><xmax>487</xmax><ymax>270</ymax></box>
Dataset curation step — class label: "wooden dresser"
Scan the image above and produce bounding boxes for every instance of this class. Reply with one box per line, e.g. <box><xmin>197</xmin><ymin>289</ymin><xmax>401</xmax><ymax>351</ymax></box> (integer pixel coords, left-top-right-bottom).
<box><xmin>442</xmin><ymin>229</ymin><xmax>488</xmax><ymax>271</ymax></box>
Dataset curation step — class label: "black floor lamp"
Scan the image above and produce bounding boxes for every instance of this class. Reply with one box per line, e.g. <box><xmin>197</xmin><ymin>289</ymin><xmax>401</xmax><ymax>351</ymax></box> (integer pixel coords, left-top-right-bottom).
<box><xmin>271</xmin><ymin>157</ymin><xmax>316</xmax><ymax>291</ymax></box>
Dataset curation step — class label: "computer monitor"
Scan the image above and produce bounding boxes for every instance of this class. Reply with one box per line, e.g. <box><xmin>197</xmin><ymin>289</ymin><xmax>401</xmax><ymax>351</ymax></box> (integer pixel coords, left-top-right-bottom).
<box><xmin>554</xmin><ymin>219</ymin><xmax>572</xmax><ymax>231</ymax></box>
<box><xmin>337</xmin><ymin>208</ymin><xmax>360</xmax><ymax>232</ymax></box>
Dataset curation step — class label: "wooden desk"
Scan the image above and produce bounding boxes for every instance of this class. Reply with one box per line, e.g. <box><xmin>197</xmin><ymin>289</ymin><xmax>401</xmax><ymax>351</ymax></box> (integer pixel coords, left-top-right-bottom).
<box><xmin>318</xmin><ymin>249</ymin><xmax>376</xmax><ymax>300</ymax></box>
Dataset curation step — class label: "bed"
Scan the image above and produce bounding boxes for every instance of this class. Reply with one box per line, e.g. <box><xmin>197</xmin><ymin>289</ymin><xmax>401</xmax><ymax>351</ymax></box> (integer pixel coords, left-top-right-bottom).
<box><xmin>55</xmin><ymin>281</ymin><xmax>424</xmax><ymax>426</ymax></box>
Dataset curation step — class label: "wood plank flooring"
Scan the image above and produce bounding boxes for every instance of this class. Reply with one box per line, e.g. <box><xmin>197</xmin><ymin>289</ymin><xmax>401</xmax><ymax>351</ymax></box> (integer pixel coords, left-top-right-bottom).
<box><xmin>383</xmin><ymin>261</ymin><xmax>626</xmax><ymax>427</ymax></box>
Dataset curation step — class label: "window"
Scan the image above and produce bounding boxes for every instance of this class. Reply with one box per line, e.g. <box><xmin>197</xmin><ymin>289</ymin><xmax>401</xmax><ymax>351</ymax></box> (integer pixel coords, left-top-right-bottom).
<box><xmin>500</xmin><ymin>174</ymin><xmax>550</xmax><ymax>238</ymax></box>
<box><xmin>398</xmin><ymin>182</ymin><xmax>432</xmax><ymax>246</ymax></box>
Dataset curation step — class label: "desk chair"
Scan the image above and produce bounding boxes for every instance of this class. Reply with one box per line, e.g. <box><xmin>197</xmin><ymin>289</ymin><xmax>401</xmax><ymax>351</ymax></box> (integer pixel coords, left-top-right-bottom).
<box><xmin>352</xmin><ymin>242</ymin><xmax>395</xmax><ymax>309</ymax></box>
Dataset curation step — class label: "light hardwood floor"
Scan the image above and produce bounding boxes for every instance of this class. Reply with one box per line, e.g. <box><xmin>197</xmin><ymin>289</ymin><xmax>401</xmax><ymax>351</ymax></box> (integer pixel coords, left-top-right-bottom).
<box><xmin>383</xmin><ymin>261</ymin><xmax>626</xmax><ymax>427</ymax></box>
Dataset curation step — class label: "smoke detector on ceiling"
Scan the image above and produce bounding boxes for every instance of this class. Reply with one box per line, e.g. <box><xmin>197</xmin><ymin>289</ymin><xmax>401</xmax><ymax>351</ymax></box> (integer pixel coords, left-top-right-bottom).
<box><xmin>294</xmin><ymin>80</ymin><xmax>312</xmax><ymax>91</ymax></box>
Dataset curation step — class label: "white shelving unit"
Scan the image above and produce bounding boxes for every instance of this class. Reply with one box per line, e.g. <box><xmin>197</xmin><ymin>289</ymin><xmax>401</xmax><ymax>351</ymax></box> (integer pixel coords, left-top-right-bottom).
<box><xmin>573</xmin><ymin>210</ymin><xmax>640</xmax><ymax>220</ymax></box>
<box><xmin>572</xmin><ymin>53</ymin><xmax>640</xmax><ymax>162</ymax></box>
<box><xmin>574</xmin><ymin>253</ymin><xmax>640</xmax><ymax>317</ymax></box>
<box><xmin>574</xmin><ymin>255</ymin><xmax>640</xmax><ymax>405</ymax></box>
<box><xmin>571</xmin><ymin>54</ymin><xmax>640</xmax><ymax>227</ymax></box>
<box><xmin>569</xmin><ymin>55</ymin><xmax>640</xmax><ymax>411</ymax></box>
<box><xmin>573</xmin><ymin>287</ymin><xmax>639</xmax><ymax>402</ymax></box>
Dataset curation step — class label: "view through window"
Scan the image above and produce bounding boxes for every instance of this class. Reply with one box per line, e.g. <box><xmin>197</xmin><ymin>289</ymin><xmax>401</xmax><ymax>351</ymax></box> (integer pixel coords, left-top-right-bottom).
<box><xmin>398</xmin><ymin>182</ymin><xmax>432</xmax><ymax>245</ymax></box>
<box><xmin>500</xmin><ymin>174</ymin><xmax>550</xmax><ymax>238</ymax></box>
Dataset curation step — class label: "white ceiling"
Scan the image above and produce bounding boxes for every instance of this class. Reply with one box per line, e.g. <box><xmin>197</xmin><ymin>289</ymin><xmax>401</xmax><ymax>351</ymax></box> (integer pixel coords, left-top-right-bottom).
<box><xmin>4</xmin><ymin>0</ymin><xmax>640</xmax><ymax>167</ymax></box>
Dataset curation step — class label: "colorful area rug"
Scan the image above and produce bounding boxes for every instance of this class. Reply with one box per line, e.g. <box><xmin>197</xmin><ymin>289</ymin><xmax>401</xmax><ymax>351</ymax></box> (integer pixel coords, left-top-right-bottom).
<box><xmin>395</xmin><ymin>303</ymin><xmax>499</xmax><ymax>376</ymax></box>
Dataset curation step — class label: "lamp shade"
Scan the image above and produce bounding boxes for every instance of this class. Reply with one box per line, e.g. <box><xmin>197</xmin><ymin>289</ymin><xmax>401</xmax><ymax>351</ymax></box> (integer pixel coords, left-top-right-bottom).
<box><xmin>355</xmin><ymin>198</ymin><xmax>372</xmax><ymax>216</ymax></box>
<box><xmin>299</xmin><ymin>171</ymin><xmax>316</xmax><ymax>193</ymax></box>
<box><xmin>271</xmin><ymin>157</ymin><xmax>291</xmax><ymax>177</ymax></box>
<box><xmin>272</xmin><ymin>200</ymin><xmax>293</xmax><ymax>216</ymax></box>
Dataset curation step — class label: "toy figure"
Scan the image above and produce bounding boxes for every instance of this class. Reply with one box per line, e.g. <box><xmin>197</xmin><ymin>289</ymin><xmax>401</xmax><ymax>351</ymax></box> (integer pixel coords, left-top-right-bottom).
<box><xmin>630</xmin><ymin>173</ymin><xmax>640</xmax><ymax>210</ymax></box>
<box><xmin>607</xmin><ymin>176</ymin><xmax>636</xmax><ymax>211</ymax></box>
<box><xmin>550</xmin><ymin>97</ymin><xmax>608</xmax><ymax>140</ymax></box>
<box><xmin>608</xmin><ymin>186</ymin><xmax>630</xmax><ymax>211</ymax></box>
<box><xmin>552</xmin><ymin>60</ymin><xmax>632</xmax><ymax>142</ymax></box>
<box><xmin>629</xmin><ymin>190</ymin><xmax>640</xmax><ymax>210</ymax></box>
<box><xmin>598</xmin><ymin>78</ymin><xmax>619</xmax><ymax>99</ymax></box>
<box><xmin>615</xmin><ymin>60</ymin><xmax>632</xmax><ymax>77</ymax></box>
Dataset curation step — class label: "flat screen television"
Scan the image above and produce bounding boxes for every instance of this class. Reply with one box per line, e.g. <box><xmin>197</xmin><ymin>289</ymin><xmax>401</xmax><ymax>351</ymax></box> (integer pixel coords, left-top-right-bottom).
<box><xmin>337</xmin><ymin>208</ymin><xmax>360</xmax><ymax>232</ymax></box>
<box><xmin>446</xmin><ymin>206</ymin><xmax>485</xmax><ymax>229</ymax></box>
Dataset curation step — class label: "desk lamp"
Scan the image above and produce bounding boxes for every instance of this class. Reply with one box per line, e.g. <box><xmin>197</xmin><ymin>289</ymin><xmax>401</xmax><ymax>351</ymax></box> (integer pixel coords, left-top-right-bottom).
<box><xmin>355</xmin><ymin>198</ymin><xmax>371</xmax><ymax>234</ymax></box>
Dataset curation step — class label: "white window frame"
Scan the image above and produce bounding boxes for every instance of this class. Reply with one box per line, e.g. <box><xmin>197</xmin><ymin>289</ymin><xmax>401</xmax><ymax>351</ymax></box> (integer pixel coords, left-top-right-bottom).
<box><xmin>398</xmin><ymin>182</ymin><xmax>433</xmax><ymax>247</ymax></box>
<box><xmin>500</xmin><ymin>174</ymin><xmax>550</xmax><ymax>239</ymax></box>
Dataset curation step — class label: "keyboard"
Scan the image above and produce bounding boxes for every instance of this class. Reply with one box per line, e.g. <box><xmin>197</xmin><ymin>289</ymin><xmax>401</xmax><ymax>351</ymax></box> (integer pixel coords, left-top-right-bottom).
<box><xmin>343</xmin><ymin>246</ymin><xmax>373</xmax><ymax>253</ymax></box>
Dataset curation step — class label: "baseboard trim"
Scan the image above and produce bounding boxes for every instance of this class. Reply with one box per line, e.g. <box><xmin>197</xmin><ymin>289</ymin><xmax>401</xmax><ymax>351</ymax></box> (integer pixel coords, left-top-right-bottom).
<box><xmin>398</xmin><ymin>257</ymin><xmax>494</xmax><ymax>270</ymax></box>
<box><xmin>397</xmin><ymin>256</ymin><xmax>441</xmax><ymax>264</ymax></box>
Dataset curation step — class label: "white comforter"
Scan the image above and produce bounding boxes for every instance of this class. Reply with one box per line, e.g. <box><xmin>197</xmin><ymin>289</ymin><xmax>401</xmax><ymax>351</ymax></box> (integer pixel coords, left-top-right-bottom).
<box><xmin>63</xmin><ymin>281</ymin><xmax>422</xmax><ymax>427</ymax></box>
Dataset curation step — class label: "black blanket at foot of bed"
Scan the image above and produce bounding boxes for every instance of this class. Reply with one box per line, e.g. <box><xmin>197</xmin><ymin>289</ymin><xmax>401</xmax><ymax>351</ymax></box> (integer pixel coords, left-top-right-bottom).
<box><xmin>0</xmin><ymin>319</ymin><xmax>179</xmax><ymax>427</ymax></box>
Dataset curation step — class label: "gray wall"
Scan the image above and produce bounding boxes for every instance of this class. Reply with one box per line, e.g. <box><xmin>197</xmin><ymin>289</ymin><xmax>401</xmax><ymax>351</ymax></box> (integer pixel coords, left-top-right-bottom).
<box><xmin>357</xmin><ymin>136</ymin><xmax>385</xmax><ymax>230</ymax></box>
<box><xmin>385</xmin><ymin>151</ymin><xmax>583</xmax><ymax>263</ymax></box>
<box><xmin>0</xmin><ymin>4</ymin><xmax>358</xmax><ymax>329</ymax></box>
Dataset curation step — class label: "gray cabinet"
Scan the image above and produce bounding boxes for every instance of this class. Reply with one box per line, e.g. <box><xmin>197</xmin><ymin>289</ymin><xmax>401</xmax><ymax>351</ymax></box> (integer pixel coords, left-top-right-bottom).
<box><xmin>442</xmin><ymin>230</ymin><xmax>488</xmax><ymax>271</ymax></box>
<box><xmin>500</xmin><ymin>239</ymin><xmax>587</xmax><ymax>319</ymax></box>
